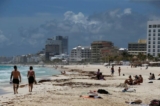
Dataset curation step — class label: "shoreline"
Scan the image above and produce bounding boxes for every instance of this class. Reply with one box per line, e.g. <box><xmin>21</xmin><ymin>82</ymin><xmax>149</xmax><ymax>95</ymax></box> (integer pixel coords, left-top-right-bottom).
<box><xmin>0</xmin><ymin>64</ymin><xmax>159</xmax><ymax>105</ymax></box>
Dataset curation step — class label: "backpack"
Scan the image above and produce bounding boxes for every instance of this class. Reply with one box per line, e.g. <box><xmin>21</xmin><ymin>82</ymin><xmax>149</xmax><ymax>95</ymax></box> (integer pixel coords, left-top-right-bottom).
<box><xmin>97</xmin><ymin>89</ymin><xmax>109</xmax><ymax>94</ymax></box>
<box><xmin>149</xmin><ymin>99</ymin><xmax>160</xmax><ymax>106</ymax></box>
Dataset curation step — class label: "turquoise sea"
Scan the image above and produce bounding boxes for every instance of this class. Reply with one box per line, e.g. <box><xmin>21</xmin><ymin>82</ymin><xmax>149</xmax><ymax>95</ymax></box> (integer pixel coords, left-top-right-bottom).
<box><xmin>0</xmin><ymin>65</ymin><xmax>60</xmax><ymax>86</ymax></box>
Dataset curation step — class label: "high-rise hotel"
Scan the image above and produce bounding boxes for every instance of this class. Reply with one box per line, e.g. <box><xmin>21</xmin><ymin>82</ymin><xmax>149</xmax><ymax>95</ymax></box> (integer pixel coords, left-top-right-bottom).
<box><xmin>147</xmin><ymin>21</ymin><xmax>160</xmax><ymax>57</ymax></box>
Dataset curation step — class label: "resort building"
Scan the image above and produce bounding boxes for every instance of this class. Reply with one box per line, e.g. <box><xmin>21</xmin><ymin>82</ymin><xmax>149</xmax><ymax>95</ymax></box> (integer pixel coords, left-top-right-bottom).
<box><xmin>147</xmin><ymin>21</ymin><xmax>160</xmax><ymax>57</ymax></box>
<box><xmin>45</xmin><ymin>36</ymin><xmax>68</xmax><ymax>60</ymax></box>
<box><xmin>70</xmin><ymin>46</ymin><xmax>91</xmax><ymax>62</ymax></box>
<box><xmin>91</xmin><ymin>41</ymin><xmax>113</xmax><ymax>62</ymax></box>
<box><xmin>128</xmin><ymin>39</ymin><xmax>147</xmax><ymax>55</ymax></box>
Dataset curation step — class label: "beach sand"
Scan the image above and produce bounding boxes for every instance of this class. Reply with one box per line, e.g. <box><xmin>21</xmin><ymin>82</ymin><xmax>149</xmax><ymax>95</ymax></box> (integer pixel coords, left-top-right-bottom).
<box><xmin>0</xmin><ymin>65</ymin><xmax>159</xmax><ymax>106</ymax></box>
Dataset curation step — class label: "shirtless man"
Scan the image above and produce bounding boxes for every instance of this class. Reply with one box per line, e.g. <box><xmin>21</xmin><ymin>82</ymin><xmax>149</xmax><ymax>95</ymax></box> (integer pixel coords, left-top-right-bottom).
<box><xmin>10</xmin><ymin>66</ymin><xmax>21</xmax><ymax>94</ymax></box>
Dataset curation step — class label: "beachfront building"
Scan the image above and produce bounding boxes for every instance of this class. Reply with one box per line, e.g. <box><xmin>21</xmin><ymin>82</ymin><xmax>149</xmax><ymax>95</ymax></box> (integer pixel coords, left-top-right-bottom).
<box><xmin>100</xmin><ymin>46</ymin><xmax>120</xmax><ymax>62</ymax></box>
<box><xmin>70</xmin><ymin>46</ymin><xmax>91</xmax><ymax>62</ymax></box>
<box><xmin>91</xmin><ymin>41</ymin><xmax>113</xmax><ymax>62</ymax></box>
<box><xmin>128</xmin><ymin>39</ymin><xmax>147</xmax><ymax>55</ymax></box>
<box><xmin>45</xmin><ymin>36</ymin><xmax>68</xmax><ymax>61</ymax></box>
<box><xmin>147</xmin><ymin>21</ymin><xmax>160</xmax><ymax>57</ymax></box>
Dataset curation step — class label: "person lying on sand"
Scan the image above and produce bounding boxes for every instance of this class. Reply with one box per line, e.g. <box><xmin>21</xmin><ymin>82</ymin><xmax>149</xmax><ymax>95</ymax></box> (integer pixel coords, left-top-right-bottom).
<box><xmin>124</xmin><ymin>75</ymin><xmax>133</xmax><ymax>85</ymax></box>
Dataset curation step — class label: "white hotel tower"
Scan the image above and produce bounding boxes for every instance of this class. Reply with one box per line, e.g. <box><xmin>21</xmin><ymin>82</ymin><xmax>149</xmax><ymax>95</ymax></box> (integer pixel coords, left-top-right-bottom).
<box><xmin>147</xmin><ymin>21</ymin><xmax>160</xmax><ymax>57</ymax></box>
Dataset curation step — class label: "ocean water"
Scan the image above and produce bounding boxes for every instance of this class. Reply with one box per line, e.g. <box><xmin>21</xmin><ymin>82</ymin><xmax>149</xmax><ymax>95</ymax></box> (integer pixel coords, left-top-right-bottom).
<box><xmin>0</xmin><ymin>65</ymin><xmax>60</xmax><ymax>86</ymax></box>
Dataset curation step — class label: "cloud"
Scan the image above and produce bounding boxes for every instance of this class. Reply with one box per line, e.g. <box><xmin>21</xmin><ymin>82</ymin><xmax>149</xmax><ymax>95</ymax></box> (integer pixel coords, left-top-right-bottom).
<box><xmin>124</xmin><ymin>8</ymin><xmax>132</xmax><ymax>14</ymax></box>
<box><xmin>3</xmin><ymin>8</ymin><xmax>160</xmax><ymax>56</ymax></box>
<box><xmin>0</xmin><ymin>30</ymin><xmax>8</xmax><ymax>43</ymax></box>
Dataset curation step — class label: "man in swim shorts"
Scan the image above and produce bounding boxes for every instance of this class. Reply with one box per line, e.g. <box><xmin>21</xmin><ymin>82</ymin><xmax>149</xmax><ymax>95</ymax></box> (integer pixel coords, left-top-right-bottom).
<box><xmin>10</xmin><ymin>65</ymin><xmax>21</xmax><ymax>94</ymax></box>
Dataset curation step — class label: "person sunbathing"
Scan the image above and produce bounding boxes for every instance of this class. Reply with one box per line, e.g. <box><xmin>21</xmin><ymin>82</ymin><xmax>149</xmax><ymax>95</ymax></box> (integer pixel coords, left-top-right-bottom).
<box><xmin>124</xmin><ymin>75</ymin><xmax>133</xmax><ymax>85</ymax></box>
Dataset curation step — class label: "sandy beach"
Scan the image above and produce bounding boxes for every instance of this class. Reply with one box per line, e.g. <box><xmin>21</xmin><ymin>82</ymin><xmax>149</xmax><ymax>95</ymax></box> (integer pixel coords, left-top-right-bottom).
<box><xmin>0</xmin><ymin>64</ymin><xmax>160</xmax><ymax>106</ymax></box>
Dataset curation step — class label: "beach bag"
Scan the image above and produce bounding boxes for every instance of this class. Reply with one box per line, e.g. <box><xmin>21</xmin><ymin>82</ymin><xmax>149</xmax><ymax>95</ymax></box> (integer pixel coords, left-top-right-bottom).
<box><xmin>149</xmin><ymin>99</ymin><xmax>160</xmax><ymax>106</ymax></box>
<box><xmin>97</xmin><ymin>89</ymin><xmax>109</xmax><ymax>94</ymax></box>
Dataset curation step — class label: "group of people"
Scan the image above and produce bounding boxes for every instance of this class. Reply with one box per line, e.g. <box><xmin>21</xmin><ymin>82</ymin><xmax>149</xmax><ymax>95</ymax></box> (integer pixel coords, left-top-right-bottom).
<box><xmin>111</xmin><ymin>66</ymin><xmax>121</xmax><ymax>76</ymax></box>
<box><xmin>96</xmin><ymin>69</ymin><xmax>105</xmax><ymax>80</ymax></box>
<box><xmin>10</xmin><ymin>65</ymin><xmax>36</xmax><ymax>94</ymax></box>
<box><xmin>124</xmin><ymin>75</ymin><xmax>143</xmax><ymax>85</ymax></box>
<box><xmin>148</xmin><ymin>73</ymin><xmax>155</xmax><ymax>80</ymax></box>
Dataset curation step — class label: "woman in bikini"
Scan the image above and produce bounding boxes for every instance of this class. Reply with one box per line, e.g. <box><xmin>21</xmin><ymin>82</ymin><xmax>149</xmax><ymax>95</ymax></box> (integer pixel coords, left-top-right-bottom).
<box><xmin>27</xmin><ymin>66</ymin><xmax>35</xmax><ymax>92</ymax></box>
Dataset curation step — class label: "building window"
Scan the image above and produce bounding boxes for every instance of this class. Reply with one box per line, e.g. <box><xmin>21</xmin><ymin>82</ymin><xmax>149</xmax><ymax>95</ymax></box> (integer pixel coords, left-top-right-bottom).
<box><xmin>159</xmin><ymin>37</ymin><xmax>160</xmax><ymax>40</ymax></box>
<box><xmin>153</xmin><ymin>41</ymin><xmax>155</xmax><ymax>44</ymax></box>
<box><xmin>153</xmin><ymin>33</ymin><xmax>156</xmax><ymax>36</ymax></box>
<box><xmin>148</xmin><ymin>41</ymin><xmax>150</xmax><ymax>44</ymax></box>
<box><xmin>159</xmin><ymin>29</ymin><xmax>160</xmax><ymax>32</ymax></box>
<box><xmin>148</xmin><ymin>45</ymin><xmax>150</xmax><ymax>48</ymax></box>
<box><xmin>148</xmin><ymin>37</ymin><xmax>151</xmax><ymax>40</ymax></box>
<box><xmin>153</xmin><ymin>37</ymin><xmax>155</xmax><ymax>40</ymax></box>
<box><xmin>153</xmin><ymin>49</ymin><xmax>155</xmax><ymax>52</ymax></box>
<box><xmin>158</xmin><ymin>49</ymin><xmax>160</xmax><ymax>52</ymax></box>
<box><xmin>149</xmin><ymin>25</ymin><xmax>152</xmax><ymax>28</ymax></box>
<box><xmin>148</xmin><ymin>34</ymin><xmax>151</xmax><ymax>36</ymax></box>
<box><xmin>153</xmin><ymin>45</ymin><xmax>155</xmax><ymax>48</ymax></box>
<box><xmin>153</xmin><ymin>29</ymin><xmax>156</xmax><ymax>32</ymax></box>
<box><xmin>153</xmin><ymin>25</ymin><xmax>157</xmax><ymax>28</ymax></box>
<box><xmin>158</xmin><ymin>25</ymin><xmax>160</xmax><ymax>28</ymax></box>
<box><xmin>149</xmin><ymin>30</ymin><xmax>151</xmax><ymax>32</ymax></box>
<box><xmin>158</xmin><ymin>45</ymin><xmax>160</xmax><ymax>48</ymax></box>
<box><xmin>148</xmin><ymin>49</ymin><xmax>150</xmax><ymax>52</ymax></box>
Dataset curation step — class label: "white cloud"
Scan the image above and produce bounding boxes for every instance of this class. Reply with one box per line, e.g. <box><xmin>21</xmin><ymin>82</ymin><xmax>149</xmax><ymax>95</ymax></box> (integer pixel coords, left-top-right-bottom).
<box><xmin>0</xmin><ymin>30</ymin><xmax>8</xmax><ymax>43</ymax></box>
<box><xmin>124</xmin><ymin>8</ymin><xmax>132</xmax><ymax>14</ymax></box>
<box><xmin>109</xmin><ymin>9</ymin><xmax>120</xmax><ymax>17</ymax></box>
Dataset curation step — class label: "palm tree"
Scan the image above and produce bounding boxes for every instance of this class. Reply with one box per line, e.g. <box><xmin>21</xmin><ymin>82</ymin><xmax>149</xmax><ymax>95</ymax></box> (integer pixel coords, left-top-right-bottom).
<box><xmin>147</xmin><ymin>53</ymin><xmax>154</xmax><ymax>61</ymax></box>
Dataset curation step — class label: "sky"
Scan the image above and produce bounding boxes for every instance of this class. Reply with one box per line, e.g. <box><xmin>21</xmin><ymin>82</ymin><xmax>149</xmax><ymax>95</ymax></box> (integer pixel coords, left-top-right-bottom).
<box><xmin>0</xmin><ymin>0</ymin><xmax>160</xmax><ymax>56</ymax></box>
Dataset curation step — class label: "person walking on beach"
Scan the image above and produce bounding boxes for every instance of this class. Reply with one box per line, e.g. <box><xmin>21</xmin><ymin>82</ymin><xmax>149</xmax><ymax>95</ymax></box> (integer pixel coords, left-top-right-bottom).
<box><xmin>10</xmin><ymin>65</ymin><xmax>21</xmax><ymax>94</ymax></box>
<box><xmin>111</xmin><ymin>66</ymin><xmax>114</xmax><ymax>76</ymax></box>
<box><xmin>118</xmin><ymin>67</ymin><xmax>121</xmax><ymax>76</ymax></box>
<box><xmin>27</xmin><ymin>66</ymin><xmax>35</xmax><ymax>92</ymax></box>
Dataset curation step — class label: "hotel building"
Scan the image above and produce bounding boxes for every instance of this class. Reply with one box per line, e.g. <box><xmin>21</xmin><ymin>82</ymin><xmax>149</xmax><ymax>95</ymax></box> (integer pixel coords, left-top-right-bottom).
<box><xmin>45</xmin><ymin>36</ymin><xmax>68</xmax><ymax>60</ymax></box>
<box><xmin>147</xmin><ymin>21</ymin><xmax>160</xmax><ymax>57</ymax></box>
<box><xmin>70</xmin><ymin>46</ymin><xmax>91</xmax><ymax>62</ymax></box>
<box><xmin>91</xmin><ymin>41</ymin><xmax>113</xmax><ymax>62</ymax></box>
<box><xmin>128</xmin><ymin>39</ymin><xmax>146</xmax><ymax>55</ymax></box>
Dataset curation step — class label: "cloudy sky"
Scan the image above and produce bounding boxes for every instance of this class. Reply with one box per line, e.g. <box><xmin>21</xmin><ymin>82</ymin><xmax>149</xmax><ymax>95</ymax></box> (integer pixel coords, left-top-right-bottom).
<box><xmin>0</xmin><ymin>0</ymin><xmax>160</xmax><ymax>56</ymax></box>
